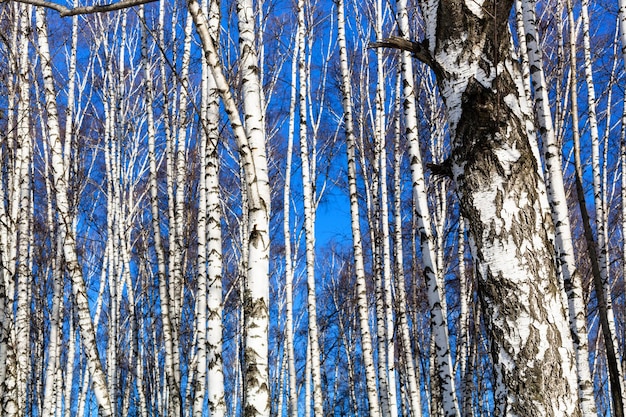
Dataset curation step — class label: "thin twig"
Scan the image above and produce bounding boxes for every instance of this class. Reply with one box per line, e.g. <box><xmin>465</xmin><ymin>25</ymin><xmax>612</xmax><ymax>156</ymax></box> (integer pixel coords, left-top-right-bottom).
<box><xmin>9</xmin><ymin>0</ymin><xmax>158</xmax><ymax>17</ymax></box>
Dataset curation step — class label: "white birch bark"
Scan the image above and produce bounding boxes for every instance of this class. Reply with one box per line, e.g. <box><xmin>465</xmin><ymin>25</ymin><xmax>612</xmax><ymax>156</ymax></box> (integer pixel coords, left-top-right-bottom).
<box><xmin>580</xmin><ymin>0</ymin><xmax>609</xmax><ymax>301</ymax></box>
<box><xmin>296</xmin><ymin>0</ymin><xmax>324</xmax><ymax>415</ymax></box>
<box><xmin>374</xmin><ymin>1</ymin><xmax>399</xmax><ymax>415</ymax></box>
<box><xmin>581</xmin><ymin>7</ymin><xmax>625</xmax><ymax>409</ymax></box>
<box><xmin>36</xmin><ymin>5</ymin><xmax>114</xmax><ymax>415</ymax></box>
<box><xmin>194</xmin><ymin>27</ymin><xmax>210</xmax><ymax>417</ymax></box>
<box><xmin>10</xmin><ymin>6</ymin><xmax>33</xmax><ymax>416</ymax></box>
<box><xmin>518</xmin><ymin>1</ymin><xmax>597</xmax><ymax>415</ymax></box>
<box><xmin>63</xmin><ymin>316</ymin><xmax>76</xmax><ymax>417</ymax></box>
<box><xmin>390</xmin><ymin>31</ymin><xmax>461</xmax><ymax>417</ymax></box>
<box><xmin>171</xmin><ymin>8</ymin><xmax>193</xmax><ymax>344</ymax></box>
<box><xmin>428</xmin><ymin>94</ymin><xmax>455</xmax><ymax>417</ymax></box>
<box><xmin>0</xmin><ymin>7</ymin><xmax>21</xmax><ymax>415</ymax></box>
<box><xmin>40</xmin><ymin>108</ymin><xmax>64</xmax><ymax>417</ymax></box>
<box><xmin>567</xmin><ymin>1</ymin><xmax>625</xmax><ymax>413</ymax></box>
<box><xmin>456</xmin><ymin>218</ymin><xmax>472</xmax><ymax>417</ymax></box>
<box><xmin>620</xmin><ymin>0</ymin><xmax>626</xmax><ymax>65</ymax></box>
<box><xmin>0</xmin><ymin>9</ymin><xmax>16</xmax><ymax>405</ymax></box>
<box><xmin>137</xmin><ymin>325</ymin><xmax>148</xmax><ymax>417</ymax></box>
<box><xmin>0</xmin><ymin>214</ymin><xmax>9</xmax><ymax>415</ymax></box>
<box><xmin>372</xmin><ymin>143</ymin><xmax>392</xmax><ymax>417</ymax></box>
<box><xmin>392</xmin><ymin>36</ymin><xmax>423</xmax><ymax>414</ymax></box>
<box><xmin>236</xmin><ymin>3</ymin><xmax>271</xmax><ymax>415</ymax></box>
<box><xmin>187</xmin><ymin>1</ymin><xmax>271</xmax><ymax>415</ymax></box>
<box><xmin>204</xmin><ymin>2</ymin><xmax>226</xmax><ymax>415</ymax></box>
<box><xmin>102</xmin><ymin>15</ymin><xmax>128</xmax><ymax>411</ymax></box>
<box><xmin>163</xmin><ymin>12</ymin><xmax>192</xmax><ymax>409</ymax></box>
<box><xmin>337</xmin><ymin>0</ymin><xmax>381</xmax><ymax>414</ymax></box>
<box><xmin>284</xmin><ymin>15</ymin><xmax>300</xmax><ymax>417</ymax></box>
<box><xmin>164</xmin><ymin>21</ymin><xmax>181</xmax><ymax>406</ymax></box>
<box><xmin>379</xmin><ymin>85</ymin><xmax>399</xmax><ymax>417</ymax></box>
<box><xmin>412</xmin><ymin>1</ymin><xmax>581</xmax><ymax>415</ymax></box>
<box><xmin>140</xmin><ymin>7</ymin><xmax>182</xmax><ymax>414</ymax></box>
<box><xmin>42</xmin><ymin>5</ymin><xmax>77</xmax><ymax>415</ymax></box>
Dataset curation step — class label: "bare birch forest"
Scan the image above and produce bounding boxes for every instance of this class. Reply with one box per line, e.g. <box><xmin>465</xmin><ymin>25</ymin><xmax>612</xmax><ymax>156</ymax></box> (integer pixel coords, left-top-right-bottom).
<box><xmin>0</xmin><ymin>0</ymin><xmax>625</xmax><ymax>416</ymax></box>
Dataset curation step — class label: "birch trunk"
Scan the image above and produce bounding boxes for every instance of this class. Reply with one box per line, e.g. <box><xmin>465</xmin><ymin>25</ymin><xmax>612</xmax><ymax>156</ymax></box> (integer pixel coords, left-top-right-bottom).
<box><xmin>165</xmin><ymin>13</ymin><xmax>194</xmax><ymax>411</ymax></box>
<box><xmin>518</xmin><ymin>1</ymin><xmax>597</xmax><ymax>414</ymax></box>
<box><xmin>373</xmin><ymin>1</ymin><xmax>399</xmax><ymax>415</ymax></box>
<box><xmin>392</xmin><ymin>32</ymin><xmax>422</xmax><ymax>414</ymax></box>
<box><xmin>579</xmin><ymin>1</ymin><xmax>626</xmax><ymax>413</ymax></box>
<box><xmin>0</xmin><ymin>9</ymin><xmax>20</xmax><ymax>415</ymax></box>
<box><xmin>411</xmin><ymin>1</ymin><xmax>580</xmax><ymax>414</ymax></box>
<box><xmin>63</xmin><ymin>316</ymin><xmax>76</xmax><ymax>417</ymax></box>
<box><xmin>235</xmin><ymin>2</ymin><xmax>272</xmax><ymax>415</ymax></box>
<box><xmin>0</xmin><ymin>7</ymin><xmax>22</xmax><ymax>414</ymax></box>
<box><xmin>337</xmin><ymin>0</ymin><xmax>381</xmax><ymax>414</ymax></box>
<box><xmin>203</xmin><ymin>1</ymin><xmax>226</xmax><ymax>414</ymax></box>
<box><xmin>457</xmin><ymin>218</ymin><xmax>472</xmax><ymax>417</ymax></box>
<box><xmin>140</xmin><ymin>7</ymin><xmax>182</xmax><ymax>414</ymax></box>
<box><xmin>620</xmin><ymin>0</ymin><xmax>626</xmax><ymax>81</ymax></box>
<box><xmin>37</xmin><ymin>5</ymin><xmax>114</xmax><ymax>415</ymax></box>
<box><xmin>41</xmin><ymin>5</ymin><xmax>78</xmax><ymax>415</ymax></box>
<box><xmin>383</xmin><ymin>34</ymin><xmax>461</xmax><ymax>417</ymax></box>
<box><xmin>0</xmin><ymin>9</ymin><xmax>13</xmax><ymax>402</ymax></box>
<box><xmin>11</xmin><ymin>6</ymin><xmax>32</xmax><ymax>416</ymax></box>
<box><xmin>284</xmin><ymin>14</ymin><xmax>299</xmax><ymax>417</ymax></box>
<box><xmin>171</xmin><ymin>9</ymin><xmax>193</xmax><ymax>349</ymax></box>
<box><xmin>40</xmin><ymin>104</ymin><xmax>63</xmax><ymax>417</ymax></box>
<box><xmin>187</xmin><ymin>1</ymin><xmax>272</xmax><ymax>415</ymax></box>
<box><xmin>567</xmin><ymin>1</ymin><xmax>625</xmax><ymax>414</ymax></box>
<box><xmin>296</xmin><ymin>0</ymin><xmax>324</xmax><ymax>415</ymax></box>
<box><xmin>194</xmin><ymin>9</ymin><xmax>210</xmax><ymax>417</ymax></box>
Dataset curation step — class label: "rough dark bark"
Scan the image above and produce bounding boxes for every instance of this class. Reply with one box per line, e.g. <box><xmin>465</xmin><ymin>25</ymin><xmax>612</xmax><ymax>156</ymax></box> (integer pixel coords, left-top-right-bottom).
<box><xmin>376</xmin><ymin>1</ymin><xmax>581</xmax><ymax>415</ymax></box>
<box><xmin>436</xmin><ymin>2</ymin><xmax>580</xmax><ymax>416</ymax></box>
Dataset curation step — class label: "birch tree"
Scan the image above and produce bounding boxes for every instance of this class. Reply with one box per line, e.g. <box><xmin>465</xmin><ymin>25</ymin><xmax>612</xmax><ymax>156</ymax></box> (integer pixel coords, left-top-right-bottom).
<box><xmin>374</xmin><ymin>0</ymin><xmax>580</xmax><ymax>414</ymax></box>
<box><xmin>371</xmin><ymin>1</ymin><xmax>401</xmax><ymax>415</ymax></box>
<box><xmin>296</xmin><ymin>0</ymin><xmax>324</xmax><ymax>414</ymax></box>
<box><xmin>187</xmin><ymin>0</ymin><xmax>272</xmax><ymax>415</ymax></box>
<box><xmin>283</xmin><ymin>14</ymin><xmax>299</xmax><ymax>417</ymax></box>
<box><xmin>7</xmin><ymin>5</ymin><xmax>33</xmax><ymax>416</ymax></box>
<box><xmin>0</xmin><ymin>12</ymin><xmax>18</xmax><ymax>329</ymax></box>
<box><xmin>193</xmin><ymin>0</ymin><xmax>226</xmax><ymax>414</ymax></box>
<box><xmin>35</xmin><ymin>4</ymin><xmax>115</xmax><ymax>415</ymax></box>
<box><xmin>336</xmin><ymin>0</ymin><xmax>381</xmax><ymax>414</ymax></box>
<box><xmin>139</xmin><ymin>5</ymin><xmax>183</xmax><ymax>413</ymax></box>
<box><xmin>0</xmin><ymin>7</ymin><xmax>20</xmax><ymax>415</ymax></box>
<box><xmin>578</xmin><ymin>1</ymin><xmax>625</xmax><ymax>413</ymax></box>
<box><xmin>391</xmin><ymin>9</ymin><xmax>423</xmax><ymax>407</ymax></box>
<box><xmin>517</xmin><ymin>1</ymin><xmax>597</xmax><ymax>414</ymax></box>
<box><xmin>565</xmin><ymin>1</ymin><xmax>625</xmax><ymax>414</ymax></box>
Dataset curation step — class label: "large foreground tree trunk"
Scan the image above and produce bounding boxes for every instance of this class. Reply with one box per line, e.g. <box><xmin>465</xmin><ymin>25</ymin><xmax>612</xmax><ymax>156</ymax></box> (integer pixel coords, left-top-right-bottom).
<box><xmin>376</xmin><ymin>1</ymin><xmax>581</xmax><ymax>415</ymax></box>
<box><xmin>433</xmin><ymin>2</ymin><xmax>579</xmax><ymax>415</ymax></box>
<box><xmin>517</xmin><ymin>1</ymin><xmax>597</xmax><ymax>414</ymax></box>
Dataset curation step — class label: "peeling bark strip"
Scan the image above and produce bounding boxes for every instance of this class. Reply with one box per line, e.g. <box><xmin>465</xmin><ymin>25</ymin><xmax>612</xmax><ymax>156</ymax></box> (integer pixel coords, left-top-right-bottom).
<box><xmin>378</xmin><ymin>1</ymin><xmax>580</xmax><ymax>415</ymax></box>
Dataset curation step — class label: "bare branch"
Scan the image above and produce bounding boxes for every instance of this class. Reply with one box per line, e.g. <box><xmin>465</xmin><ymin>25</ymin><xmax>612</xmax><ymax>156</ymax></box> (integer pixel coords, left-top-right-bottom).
<box><xmin>9</xmin><ymin>0</ymin><xmax>158</xmax><ymax>16</ymax></box>
<box><xmin>369</xmin><ymin>36</ymin><xmax>446</xmax><ymax>78</ymax></box>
